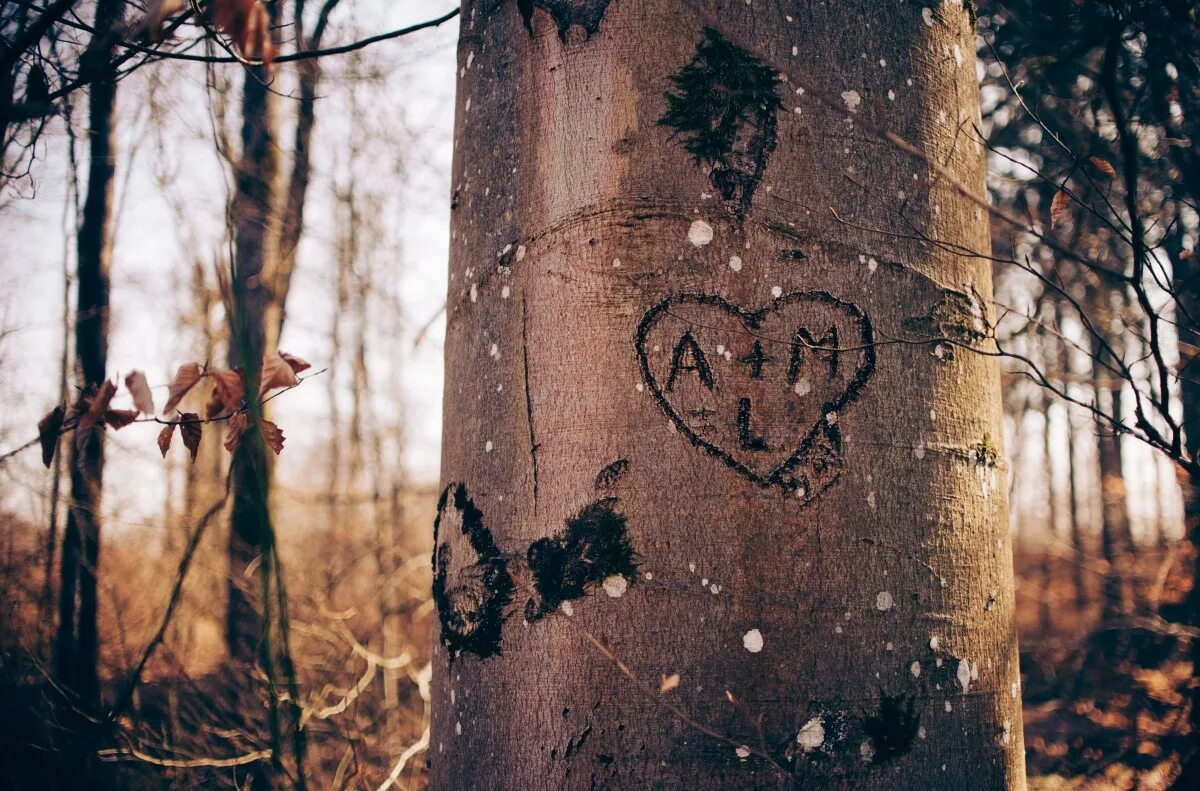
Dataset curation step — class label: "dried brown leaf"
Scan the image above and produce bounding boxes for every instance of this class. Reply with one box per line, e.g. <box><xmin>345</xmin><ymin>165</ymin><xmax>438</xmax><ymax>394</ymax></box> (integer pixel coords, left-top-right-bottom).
<box><xmin>224</xmin><ymin>412</ymin><xmax>248</xmax><ymax>453</ymax></box>
<box><xmin>260</xmin><ymin>419</ymin><xmax>286</xmax><ymax>455</ymax></box>
<box><xmin>179</xmin><ymin>413</ymin><xmax>202</xmax><ymax>462</ymax></box>
<box><xmin>660</xmin><ymin>673</ymin><xmax>681</xmax><ymax>694</ymax></box>
<box><xmin>104</xmin><ymin>409</ymin><xmax>140</xmax><ymax>430</ymax></box>
<box><xmin>162</xmin><ymin>362</ymin><xmax>202</xmax><ymax>415</ymax></box>
<box><xmin>124</xmin><ymin>370</ymin><xmax>155</xmax><ymax>415</ymax></box>
<box><xmin>157</xmin><ymin>422</ymin><xmax>176</xmax><ymax>458</ymax></box>
<box><xmin>1050</xmin><ymin>189</ymin><xmax>1071</xmax><ymax>229</ymax></box>
<box><xmin>38</xmin><ymin>405</ymin><xmax>64</xmax><ymax>468</ymax></box>
<box><xmin>208</xmin><ymin>369</ymin><xmax>244</xmax><ymax>416</ymax></box>
<box><xmin>211</xmin><ymin>0</ymin><xmax>276</xmax><ymax>64</ymax></box>
<box><xmin>133</xmin><ymin>0</ymin><xmax>186</xmax><ymax>41</ymax></box>
<box><xmin>1089</xmin><ymin>155</ymin><xmax>1117</xmax><ymax>178</ymax></box>
<box><xmin>75</xmin><ymin>380</ymin><xmax>117</xmax><ymax>451</ymax></box>
<box><xmin>260</xmin><ymin>352</ymin><xmax>300</xmax><ymax>395</ymax></box>
<box><xmin>279</xmin><ymin>352</ymin><xmax>311</xmax><ymax>375</ymax></box>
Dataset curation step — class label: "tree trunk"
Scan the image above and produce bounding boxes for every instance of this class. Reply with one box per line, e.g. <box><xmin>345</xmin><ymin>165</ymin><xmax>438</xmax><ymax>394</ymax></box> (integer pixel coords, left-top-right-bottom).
<box><xmin>1170</xmin><ymin>193</ymin><xmax>1200</xmax><ymax>790</ymax></box>
<box><xmin>432</xmin><ymin>3</ymin><xmax>1024</xmax><ymax>788</ymax></box>
<box><xmin>1088</xmin><ymin>310</ymin><xmax>1134</xmax><ymax>620</ymax></box>
<box><xmin>54</xmin><ymin>0</ymin><xmax>122</xmax><ymax>710</ymax></box>
<box><xmin>224</xmin><ymin>11</ymin><xmax>281</xmax><ymax>665</ymax></box>
<box><xmin>1056</xmin><ymin>302</ymin><xmax>1088</xmax><ymax>612</ymax></box>
<box><xmin>1040</xmin><ymin>390</ymin><xmax>1057</xmax><ymax>635</ymax></box>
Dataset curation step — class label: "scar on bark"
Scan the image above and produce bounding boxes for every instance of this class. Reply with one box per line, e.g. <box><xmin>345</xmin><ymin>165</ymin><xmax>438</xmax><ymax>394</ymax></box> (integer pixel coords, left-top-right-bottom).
<box><xmin>658</xmin><ymin>28</ymin><xmax>783</xmax><ymax>216</ymax></box>
<box><xmin>525</xmin><ymin>496</ymin><xmax>638</xmax><ymax>620</ymax></box>
<box><xmin>903</xmin><ymin>286</ymin><xmax>990</xmax><ymax>344</ymax></box>
<box><xmin>517</xmin><ymin>0</ymin><xmax>611</xmax><ymax>41</ymax></box>
<box><xmin>432</xmin><ymin>483</ymin><xmax>515</xmax><ymax>660</ymax></box>
<box><xmin>862</xmin><ymin>692</ymin><xmax>920</xmax><ymax>763</ymax></box>
<box><xmin>522</xmin><ymin>296</ymin><xmax>540</xmax><ymax>515</ymax></box>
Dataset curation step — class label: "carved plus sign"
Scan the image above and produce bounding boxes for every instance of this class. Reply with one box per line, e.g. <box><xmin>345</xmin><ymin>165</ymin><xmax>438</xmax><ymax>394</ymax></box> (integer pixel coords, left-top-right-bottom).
<box><xmin>737</xmin><ymin>339</ymin><xmax>775</xmax><ymax>379</ymax></box>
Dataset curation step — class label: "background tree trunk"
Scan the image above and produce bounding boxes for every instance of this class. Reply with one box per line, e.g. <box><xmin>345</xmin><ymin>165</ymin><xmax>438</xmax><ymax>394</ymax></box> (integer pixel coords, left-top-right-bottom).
<box><xmin>54</xmin><ymin>0</ymin><xmax>122</xmax><ymax>710</ymax></box>
<box><xmin>432</xmin><ymin>2</ymin><xmax>1025</xmax><ymax>788</ymax></box>
<box><xmin>224</xmin><ymin>7</ymin><xmax>281</xmax><ymax>666</ymax></box>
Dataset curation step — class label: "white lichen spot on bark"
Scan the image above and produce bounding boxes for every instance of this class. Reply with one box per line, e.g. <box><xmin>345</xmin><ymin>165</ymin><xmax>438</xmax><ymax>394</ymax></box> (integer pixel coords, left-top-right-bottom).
<box><xmin>841</xmin><ymin>90</ymin><xmax>861</xmax><ymax>111</ymax></box>
<box><xmin>742</xmin><ymin>628</ymin><xmax>764</xmax><ymax>653</ymax></box>
<box><xmin>560</xmin><ymin>601</ymin><xmax>574</xmax><ymax>616</ymax></box>
<box><xmin>484</xmin><ymin>440</ymin><xmax>494</xmax><ymax>453</ymax></box>
<box><xmin>735</xmin><ymin>745</ymin><xmax>751</xmax><ymax>760</ymax></box>
<box><xmin>794</xmin><ymin>378</ymin><xmax>811</xmax><ymax>396</ymax></box>
<box><xmin>922</xmin><ymin>7</ymin><xmax>934</xmax><ymax>26</ymax></box>
<box><xmin>957</xmin><ymin>658</ymin><xmax>972</xmax><ymax>692</ymax></box>
<box><xmin>860</xmin><ymin>740</ymin><xmax>875</xmax><ymax>761</ymax></box>
<box><xmin>771</xmin><ymin>285</ymin><xmax>783</xmax><ymax>298</ymax></box>
<box><xmin>911</xmin><ymin>661</ymin><xmax>922</xmax><ymax>678</ymax></box>
<box><xmin>602</xmin><ymin>574</ymin><xmax>628</xmax><ymax>598</ymax></box>
<box><xmin>687</xmin><ymin>219</ymin><xmax>714</xmax><ymax>246</ymax></box>
<box><xmin>729</xmin><ymin>255</ymin><xmax>743</xmax><ymax>272</ymax></box>
<box><xmin>875</xmin><ymin>591</ymin><xmax>894</xmax><ymax>611</ymax></box>
<box><xmin>796</xmin><ymin>717</ymin><xmax>825</xmax><ymax>751</ymax></box>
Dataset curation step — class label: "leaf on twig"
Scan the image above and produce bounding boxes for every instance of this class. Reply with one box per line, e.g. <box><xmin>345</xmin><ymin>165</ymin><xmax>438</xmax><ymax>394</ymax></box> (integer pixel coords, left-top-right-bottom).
<box><xmin>104</xmin><ymin>409</ymin><xmax>140</xmax><ymax>430</ymax></box>
<box><xmin>162</xmin><ymin>362</ymin><xmax>202</xmax><ymax>415</ymax></box>
<box><xmin>157</xmin><ymin>422</ymin><xmax>176</xmax><ymax>458</ymax></box>
<box><xmin>133</xmin><ymin>0</ymin><xmax>186</xmax><ymax>41</ymax></box>
<box><xmin>124</xmin><ymin>370</ymin><xmax>155</xmax><ymax>415</ymax></box>
<box><xmin>38</xmin><ymin>406</ymin><xmax>64</xmax><ymax>468</ymax></box>
<box><xmin>75</xmin><ymin>381</ymin><xmax>117</xmax><ymax>451</ymax></box>
<box><xmin>211</xmin><ymin>0</ymin><xmax>276</xmax><ymax>64</ymax></box>
<box><xmin>1049</xmin><ymin>188</ymin><xmax>1071</xmax><ymax>229</ymax></box>
<box><xmin>1089</xmin><ymin>155</ymin><xmax>1117</xmax><ymax>178</ymax></box>
<box><xmin>208</xmin><ymin>369</ymin><xmax>244</xmax><ymax>417</ymax></box>
<box><xmin>260</xmin><ymin>419</ymin><xmax>286</xmax><ymax>455</ymax></box>
<box><xmin>224</xmin><ymin>412</ymin><xmax>248</xmax><ymax>453</ymax></box>
<box><xmin>279</xmin><ymin>352</ymin><xmax>311</xmax><ymax>375</ymax></box>
<box><xmin>179</xmin><ymin>413</ymin><xmax>202</xmax><ymax>462</ymax></box>
<box><xmin>260</xmin><ymin>352</ymin><xmax>300</xmax><ymax>395</ymax></box>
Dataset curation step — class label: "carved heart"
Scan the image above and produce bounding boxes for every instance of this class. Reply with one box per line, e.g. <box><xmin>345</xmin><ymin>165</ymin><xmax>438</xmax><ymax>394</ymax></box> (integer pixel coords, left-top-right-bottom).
<box><xmin>636</xmin><ymin>293</ymin><xmax>875</xmax><ymax>498</ymax></box>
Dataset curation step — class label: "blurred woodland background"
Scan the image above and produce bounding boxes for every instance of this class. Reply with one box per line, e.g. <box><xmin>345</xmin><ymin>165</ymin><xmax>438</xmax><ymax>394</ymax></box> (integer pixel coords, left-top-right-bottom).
<box><xmin>0</xmin><ymin>1</ymin><xmax>1198</xmax><ymax>789</ymax></box>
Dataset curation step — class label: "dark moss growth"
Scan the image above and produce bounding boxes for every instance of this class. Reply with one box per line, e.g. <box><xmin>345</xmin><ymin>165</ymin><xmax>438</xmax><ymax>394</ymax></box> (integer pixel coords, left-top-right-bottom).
<box><xmin>525</xmin><ymin>497</ymin><xmax>637</xmax><ymax>620</ymax></box>
<box><xmin>432</xmin><ymin>483</ymin><xmax>515</xmax><ymax>660</ymax></box>
<box><xmin>862</xmin><ymin>693</ymin><xmax>920</xmax><ymax>763</ymax></box>
<box><xmin>658</xmin><ymin>28</ymin><xmax>783</xmax><ymax>215</ymax></box>
<box><xmin>517</xmin><ymin>0</ymin><xmax>611</xmax><ymax>41</ymax></box>
<box><xmin>594</xmin><ymin>458</ymin><xmax>629</xmax><ymax>490</ymax></box>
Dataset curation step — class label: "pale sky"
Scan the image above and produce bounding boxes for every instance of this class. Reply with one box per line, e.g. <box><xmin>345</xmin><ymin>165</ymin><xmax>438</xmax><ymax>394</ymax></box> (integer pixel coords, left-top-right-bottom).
<box><xmin>0</xmin><ymin>5</ymin><xmax>459</xmax><ymax>527</ymax></box>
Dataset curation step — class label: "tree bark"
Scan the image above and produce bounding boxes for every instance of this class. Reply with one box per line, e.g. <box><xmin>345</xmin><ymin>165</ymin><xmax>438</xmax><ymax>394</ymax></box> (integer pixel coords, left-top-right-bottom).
<box><xmin>432</xmin><ymin>3</ymin><xmax>1024</xmax><ymax>788</ymax></box>
<box><xmin>54</xmin><ymin>0</ymin><xmax>122</xmax><ymax>711</ymax></box>
<box><xmin>225</xmin><ymin>9</ymin><xmax>281</xmax><ymax>666</ymax></box>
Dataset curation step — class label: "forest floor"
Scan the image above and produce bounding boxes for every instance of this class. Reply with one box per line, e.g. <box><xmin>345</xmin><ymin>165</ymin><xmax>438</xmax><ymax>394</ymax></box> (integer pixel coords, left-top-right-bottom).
<box><xmin>1014</xmin><ymin>546</ymin><xmax>1194</xmax><ymax>790</ymax></box>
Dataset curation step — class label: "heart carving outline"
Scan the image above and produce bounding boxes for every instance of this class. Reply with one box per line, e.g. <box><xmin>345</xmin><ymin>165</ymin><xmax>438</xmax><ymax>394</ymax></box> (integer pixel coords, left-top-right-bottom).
<box><xmin>635</xmin><ymin>292</ymin><xmax>876</xmax><ymax>495</ymax></box>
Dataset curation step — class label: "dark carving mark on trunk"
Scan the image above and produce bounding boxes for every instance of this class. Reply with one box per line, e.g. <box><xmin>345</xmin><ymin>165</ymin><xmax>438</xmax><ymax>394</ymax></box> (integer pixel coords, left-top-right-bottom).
<box><xmin>737</xmin><ymin>398</ymin><xmax>769</xmax><ymax>451</ymax></box>
<box><xmin>525</xmin><ymin>497</ymin><xmax>637</xmax><ymax>620</ymax></box>
<box><xmin>594</xmin><ymin>458</ymin><xmax>630</xmax><ymax>490</ymax></box>
<box><xmin>636</xmin><ymin>291</ymin><xmax>874</xmax><ymax>499</ymax></box>
<box><xmin>666</xmin><ymin>330</ymin><xmax>714</xmax><ymax>392</ymax></box>
<box><xmin>522</xmin><ymin>297</ymin><xmax>540</xmax><ymax>516</ymax></box>
<box><xmin>517</xmin><ymin>0</ymin><xmax>612</xmax><ymax>41</ymax></box>
<box><xmin>432</xmin><ymin>483</ymin><xmax>515</xmax><ymax>660</ymax></box>
<box><xmin>780</xmin><ymin>248</ymin><xmax>808</xmax><ymax>261</ymax></box>
<box><xmin>789</xmin><ymin>326</ymin><xmax>841</xmax><ymax>382</ymax></box>
<box><xmin>862</xmin><ymin>692</ymin><xmax>920</xmax><ymax>763</ymax></box>
<box><xmin>658</xmin><ymin>28</ymin><xmax>783</xmax><ymax>216</ymax></box>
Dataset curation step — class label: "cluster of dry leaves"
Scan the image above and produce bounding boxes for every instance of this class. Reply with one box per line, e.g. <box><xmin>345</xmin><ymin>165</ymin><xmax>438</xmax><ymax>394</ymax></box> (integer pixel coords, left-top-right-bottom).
<box><xmin>139</xmin><ymin>0</ymin><xmax>276</xmax><ymax>63</ymax></box>
<box><xmin>37</xmin><ymin>351</ymin><xmax>309</xmax><ymax>468</ymax></box>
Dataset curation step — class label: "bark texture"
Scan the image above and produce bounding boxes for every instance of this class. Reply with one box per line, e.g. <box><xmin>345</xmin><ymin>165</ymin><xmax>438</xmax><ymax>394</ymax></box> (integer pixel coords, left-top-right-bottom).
<box><xmin>434</xmin><ymin>2</ymin><xmax>1024</xmax><ymax>788</ymax></box>
<box><xmin>55</xmin><ymin>0</ymin><xmax>123</xmax><ymax>710</ymax></box>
